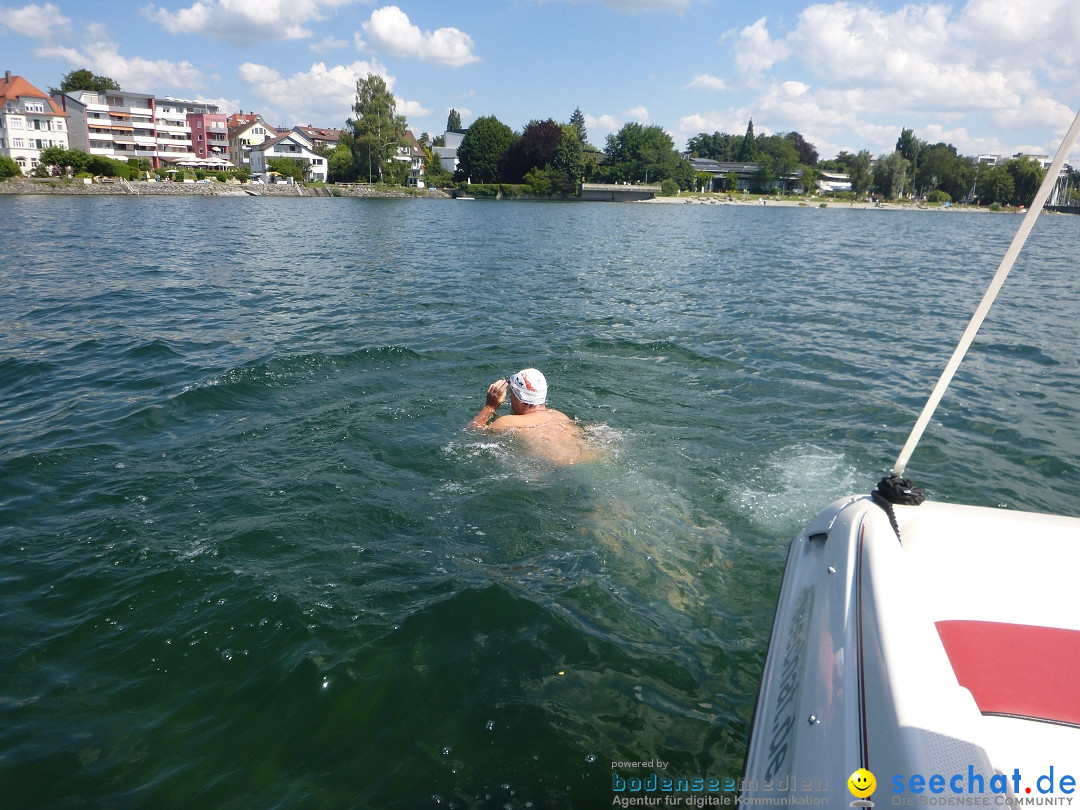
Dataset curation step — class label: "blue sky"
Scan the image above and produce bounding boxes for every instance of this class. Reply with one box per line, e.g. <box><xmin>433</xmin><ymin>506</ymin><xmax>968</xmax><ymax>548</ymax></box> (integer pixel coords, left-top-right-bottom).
<box><xmin>3</xmin><ymin>0</ymin><xmax>1080</xmax><ymax>160</ymax></box>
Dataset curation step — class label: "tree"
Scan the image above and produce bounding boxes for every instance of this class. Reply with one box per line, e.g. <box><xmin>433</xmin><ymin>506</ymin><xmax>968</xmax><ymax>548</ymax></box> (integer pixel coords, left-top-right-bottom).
<box><xmin>501</xmin><ymin>119</ymin><xmax>564</xmax><ymax>183</ymax></box>
<box><xmin>602</xmin><ymin>122</ymin><xmax>682</xmax><ymax>184</ymax></box>
<box><xmin>447</xmin><ymin>109</ymin><xmax>462</xmax><ymax>131</ymax></box>
<box><xmin>37</xmin><ymin>146</ymin><xmax>90</xmax><ymax>174</ymax></box>
<box><xmin>550</xmin><ymin>125</ymin><xmax>585</xmax><ymax>195</ymax></box>
<box><xmin>687</xmin><ymin>131</ymin><xmax>741</xmax><ymax>161</ymax></box>
<box><xmin>756</xmin><ymin>135</ymin><xmax>800</xmax><ymax>191</ymax></box>
<box><xmin>1003</xmin><ymin>156</ymin><xmax>1044</xmax><ymax>206</ymax></box>
<box><xmin>422</xmin><ymin>144</ymin><xmax>453</xmax><ymax>187</ymax></box>
<box><xmin>0</xmin><ymin>155</ymin><xmax>21</xmax><ymax>179</ymax></box>
<box><xmin>895</xmin><ymin>127</ymin><xmax>925</xmax><ymax>196</ymax></box>
<box><xmin>696</xmin><ymin>171</ymin><xmax>713</xmax><ymax>192</ymax></box>
<box><xmin>736</xmin><ymin>119</ymin><xmax>757</xmax><ymax>161</ymax></box>
<box><xmin>347</xmin><ymin>72</ymin><xmax>407</xmax><ymax>183</ymax></box>
<box><xmin>50</xmin><ymin>68</ymin><xmax>121</xmax><ymax>95</ymax></box>
<box><xmin>785</xmin><ymin>131</ymin><xmax>819</xmax><ymax>166</ymax></box>
<box><xmin>978</xmin><ymin>164</ymin><xmax>1015</xmax><ymax>205</ymax></box>
<box><xmin>873</xmin><ymin>152</ymin><xmax>908</xmax><ymax>199</ymax></box>
<box><xmin>850</xmin><ymin>150</ymin><xmax>873</xmax><ymax>198</ymax></box>
<box><xmin>268</xmin><ymin>156</ymin><xmax>305</xmax><ymax>181</ymax></box>
<box><xmin>456</xmin><ymin>115</ymin><xmax>515</xmax><ymax>183</ymax></box>
<box><xmin>570</xmin><ymin>107</ymin><xmax>588</xmax><ymax>148</ymax></box>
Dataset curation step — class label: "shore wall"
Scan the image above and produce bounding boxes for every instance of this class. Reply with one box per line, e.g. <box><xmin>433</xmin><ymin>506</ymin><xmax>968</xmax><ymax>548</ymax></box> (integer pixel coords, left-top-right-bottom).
<box><xmin>0</xmin><ymin>178</ymin><xmax>451</xmax><ymax>199</ymax></box>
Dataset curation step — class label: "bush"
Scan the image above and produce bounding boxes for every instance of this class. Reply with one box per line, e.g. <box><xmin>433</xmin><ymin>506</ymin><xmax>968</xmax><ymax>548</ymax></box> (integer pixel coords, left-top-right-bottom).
<box><xmin>988</xmin><ymin>202</ymin><xmax>1002</xmax><ymax>212</ymax></box>
<box><xmin>660</xmin><ymin>178</ymin><xmax>680</xmax><ymax>197</ymax></box>
<box><xmin>0</xmin><ymin>155</ymin><xmax>22</xmax><ymax>179</ymax></box>
<box><xmin>926</xmin><ymin>189</ymin><xmax>951</xmax><ymax>204</ymax></box>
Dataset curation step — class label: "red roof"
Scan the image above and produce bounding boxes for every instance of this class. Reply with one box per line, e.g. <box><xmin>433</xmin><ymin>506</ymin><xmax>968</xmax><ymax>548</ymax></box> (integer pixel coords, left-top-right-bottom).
<box><xmin>0</xmin><ymin>73</ymin><xmax>67</xmax><ymax>116</ymax></box>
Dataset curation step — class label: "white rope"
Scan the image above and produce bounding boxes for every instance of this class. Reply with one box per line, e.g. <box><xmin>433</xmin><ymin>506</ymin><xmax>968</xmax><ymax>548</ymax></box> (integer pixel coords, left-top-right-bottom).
<box><xmin>892</xmin><ymin>105</ymin><xmax>1080</xmax><ymax>479</ymax></box>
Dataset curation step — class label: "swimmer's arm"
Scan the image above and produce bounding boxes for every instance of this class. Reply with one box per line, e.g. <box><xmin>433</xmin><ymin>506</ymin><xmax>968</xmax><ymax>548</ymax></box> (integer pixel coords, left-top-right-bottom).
<box><xmin>467</xmin><ymin>379</ymin><xmax>507</xmax><ymax>429</ymax></box>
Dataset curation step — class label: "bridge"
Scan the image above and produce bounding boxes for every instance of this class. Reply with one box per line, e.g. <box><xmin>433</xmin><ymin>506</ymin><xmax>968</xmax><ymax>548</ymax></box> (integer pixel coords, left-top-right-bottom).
<box><xmin>580</xmin><ymin>183</ymin><xmax>661</xmax><ymax>202</ymax></box>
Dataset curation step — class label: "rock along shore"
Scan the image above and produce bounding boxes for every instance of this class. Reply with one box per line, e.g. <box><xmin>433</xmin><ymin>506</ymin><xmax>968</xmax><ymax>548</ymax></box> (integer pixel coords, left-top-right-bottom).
<box><xmin>0</xmin><ymin>177</ymin><xmax>451</xmax><ymax>199</ymax></box>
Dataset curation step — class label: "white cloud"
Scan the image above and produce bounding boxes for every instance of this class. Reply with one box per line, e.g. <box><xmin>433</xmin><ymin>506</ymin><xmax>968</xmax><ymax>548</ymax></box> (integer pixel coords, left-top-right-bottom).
<box><xmin>396</xmin><ymin>99</ymin><xmax>431</xmax><ymax>118</ymax></box>
<box><xmin>585</xmin><ymin>113</ymin><xmax>620</xmax><ymax>144</ymax></box>
<box><xmin>310</xmin><ymin>35</ymin><xmax>349</xmax><ymax>53</ymax></box>
<box><xmin>578</xmin><ymin>0</ymin><xmax>691</xmax><ymax>10</ymax></box>
<box><xmin>360</xmin><ymin>6</ymin><xmax>480</xmax><ymax>67</ymax></box>
<box><xmin>732</xmin><ymin>17</ymin><xmax>790</xmax><ymax>78</ymax></box>
<box><xmin>144</xmin><ymin>0</ymin><xmax>357</xmax><ymax>46</ymax></box>
<box><xmin>686</xmin><ymin>73</ymin><xmax>729</xmax><ymax>92</ymax></box>
<box><xmin>37</xmin><ymin>23</ymin><xmax>206</xmax><ymax>92</ymax></box>
<box><xmin>238</xmin><ymin>59</ymin><xmax>386</xmax><ymax>127</ymax></box>
<box><xmin>0</xmin><ymin>2</ymin><xmax>69</xmax><ymax>37</ymax></box>
<box><xmin>623</xmin><ymin>105</ymin><xmax>650</xmax><ymax>123</ymax></box>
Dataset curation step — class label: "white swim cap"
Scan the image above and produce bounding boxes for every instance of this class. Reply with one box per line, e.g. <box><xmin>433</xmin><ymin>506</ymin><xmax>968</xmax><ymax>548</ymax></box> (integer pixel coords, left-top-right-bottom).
<box><xmin>509</xmin><ymin>369</ymin><xmax>547</xmax><ymax>405</ymax></box>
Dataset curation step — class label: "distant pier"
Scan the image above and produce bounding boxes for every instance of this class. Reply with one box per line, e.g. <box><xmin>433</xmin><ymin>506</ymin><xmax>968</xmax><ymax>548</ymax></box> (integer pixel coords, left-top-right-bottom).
<box><xmin>580</xmin><ymin>183</ymin><xmax>661</xmax><ymax>202</ymax></box>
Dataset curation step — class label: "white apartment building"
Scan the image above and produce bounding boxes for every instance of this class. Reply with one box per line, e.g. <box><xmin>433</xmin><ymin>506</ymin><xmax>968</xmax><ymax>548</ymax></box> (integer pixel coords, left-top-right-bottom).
<box><xmin>0</xmin><ymin>71</ymin><xmax>69</xmax><ymax>173</ymax></box>
<box><xmin>55</xmin><ymin>89</ymin><xmax>225</xmax><ymax>170</ymax></box>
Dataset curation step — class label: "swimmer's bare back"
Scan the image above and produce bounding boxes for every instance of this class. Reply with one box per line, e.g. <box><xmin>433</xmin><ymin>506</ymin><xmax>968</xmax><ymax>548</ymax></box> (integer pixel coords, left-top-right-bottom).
<box><xmin>508</xmin><ymin>417</ymin><xmax>600</xmax><ymax>466</ymax></box>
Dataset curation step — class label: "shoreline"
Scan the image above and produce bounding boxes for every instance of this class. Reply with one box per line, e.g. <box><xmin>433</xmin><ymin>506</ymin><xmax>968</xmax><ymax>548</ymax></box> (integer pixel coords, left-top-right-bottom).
<box><xmin>0</xmin><ymin>177</ymin><xmax>451</xmax><ymax>199</ymax></box>
<box><xmin>643</xmin><ymin>193</ymin><xmax>999</xmax><ymax>213</ymax></box>
<box><xmin>0</xmin><ymin>178</ymin><xmax>1048</xmax><ymax>213</ymax></box>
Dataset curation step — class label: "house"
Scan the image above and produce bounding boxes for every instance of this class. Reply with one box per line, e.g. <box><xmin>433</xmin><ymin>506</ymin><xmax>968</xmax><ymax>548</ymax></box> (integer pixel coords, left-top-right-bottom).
<box><xmin>432</xmin><ymin>128</ymin><xmax>467</xmax><ymax>174</ymax></box>
<box><xmin>292</xmin><ymin>125</ymin><xmax>341</xmax><ymax>154</ymax></box>
<box><xmin>248</xmin><ymin>130</ymin><xmax>327</xmax><ymax>182</ymax></box>
<box><xmin>1</xmin><ymin>71</ymin><xmax>69</xmax><ymax>173</ymax></box>
<box><xmin>54</xmin><ymin>88</ymin><xmax>224</xmax><ymax>170</ymax></box>
<box><xmin>689</xmin><ymin>158</ymin><xmax>761</xmax><ymax>192</ymax></box>
<box><xmin>154</xmin><ymin>97</ymin><xmax>224</xmax><ymax>169</ymax></box>
<box><xmin>55</xmin><ymin>88</ymin><xmax>153</xmax><ymax>167</ymax></box>
<box><xmin>228</xmin><ymin>116</ymin><xmax>277</xmax><ymax>169</ymax></box>
<box><xmin>188</xmin><ymin>110</ymin><xmax>229</xmax><ymax>166</ymax></box>
<box><xmin>395</xmin><ymin>130</ymin><xmax>425</xmax><ymax>188</ymax></box>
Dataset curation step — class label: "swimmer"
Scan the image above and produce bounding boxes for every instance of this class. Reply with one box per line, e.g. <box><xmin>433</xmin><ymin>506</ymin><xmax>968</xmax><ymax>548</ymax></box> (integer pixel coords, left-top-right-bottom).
<box><xmin>468</xmin><ymin>368</ymin><xmax>598</xmax><ymax>465</ymax></box>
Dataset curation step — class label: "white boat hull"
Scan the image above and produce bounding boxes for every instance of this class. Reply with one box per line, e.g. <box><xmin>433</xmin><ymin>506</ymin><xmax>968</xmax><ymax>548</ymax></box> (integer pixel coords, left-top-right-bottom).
<box><xmin>743</xmin><ymin>495</ymin><xmax>1080</xmax><ymax>804</ymax></box>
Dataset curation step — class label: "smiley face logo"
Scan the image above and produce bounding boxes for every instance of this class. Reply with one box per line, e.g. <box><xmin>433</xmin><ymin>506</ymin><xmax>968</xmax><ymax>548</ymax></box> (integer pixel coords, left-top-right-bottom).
<box><xmin>848</xmin><ymin>768</ymin><xmax>876</xmax><ymax>799</ymax></box>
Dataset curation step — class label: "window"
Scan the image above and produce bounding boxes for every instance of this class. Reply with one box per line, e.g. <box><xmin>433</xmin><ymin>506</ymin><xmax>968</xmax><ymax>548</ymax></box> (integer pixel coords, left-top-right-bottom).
<box><xmin>105</xmin><ymin>95</ymin><xmax>124</xmax><ymax>106</ymax></box>
<box><xmin>11</xmin><ymin>118</ymin><xmax>24</xmax><ymax>128</ymax></box>
<box><xmin>24</xmin><ymin>101</ymin><xmax>44</xmax><ymax>113</ymax></box>
<box><xmin>13</xmin><ymin>138</ymin><xmax>25</xmax><ymax>148</ymax></box>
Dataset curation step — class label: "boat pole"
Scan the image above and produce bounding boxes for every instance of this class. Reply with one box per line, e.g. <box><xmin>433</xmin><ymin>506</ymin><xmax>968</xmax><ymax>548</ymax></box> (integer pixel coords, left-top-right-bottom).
<box><xmin>891</xmin><ymin>104</ymin><xmax>1080</xmax><ymax>479</ymax></box>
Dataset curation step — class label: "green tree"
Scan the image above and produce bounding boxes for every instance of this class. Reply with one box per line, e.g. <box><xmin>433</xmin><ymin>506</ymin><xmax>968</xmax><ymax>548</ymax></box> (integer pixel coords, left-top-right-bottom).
<box><xmin>570</xmin><ymin>107</ymin><xmax>588</xmax><ymax>149</ymax></box>
<box><xmin>0</xmin><ymin>155</ymin><xmax>21</xmax><ymax>179</ymax></box>
<box><xmin>268</xmin><ymin>156</ymin><xmax>305</xmax><ymax>181</ymax></box>
<box><xmin>696</xmin><ymin>171</ymin><xmax>713</xmax><ymax>192</ymax></box>
<box><xmin>551</xmin><ymin>125</ymin><xmax>585</xmax><ymax>195</ymax></box>
<box><xmin>50</xmin><ymin>68</ymin><xmax>121</xmax><ymax>95</ymax></box>
<box><xmin>1003</xmin><ymin>156</ymin><xmax>1044</xmax><ymax>206</ymax></box>
<box><xmin>785</xmin><ymin>131</ymin><xmax>818</xmax><ymax>166</ymax></box>
<box><xmin>523</xmin><ymin>167</ymin><xmax>554</xmax><ymax>196</ymax></box>
<box><xmin>895</xmin><ymin>127</ymin><xmax>925</xmax><ymax>196</ymax></box>
<box><xmin>736</xmin><ymin>119</ymin><xmax>757</xmax><ymax>161</ymax></box>
<box><xmin>914</xmin><ymin>143</ymin><xmax>975</xmax><ymax>201</ymax></box>
<box><xmin>328</xmin><ymin>131</ymin><xmax>358</xmax><ymax>182</ymax></box>
<box><xmin>347</xmin><ymin>73</ymin><xmax>407</xmax><ymax>183</ymax></box>
<box><xmin>978</xmin><ymin>163</ymin><xmax>1015</xmax><ymax>205</ymax></box>
<box><xmin>38</xmin><ymin>146</ymin><xmax>91</xmax><ymax>174</ymax></box>
<box><xmin>602</xmin><ymin>122</ymin><xmax>681</xmax><ymax>184</ymax></box>
<box><xmin>501</xmin><ymin>119</ymin><xmax>564</xmax><ymax>183</ymax></box>
<box><xmin>447</xmin><ymin>109</ymin><xmax>462</xmax><ymax>131</ymax></box>
<box><xmin>456</xmin><ymin>115</ymin><xmax>516</xmax><ymax>183</ymax></box>
<box><xmin>873</xmin><ymin>152</ymin><xmax>909</xmax><ymax>199</ymax></box>
<box><xmin>757</xmin><ymin>134</ymin><xmax>800</xmax><ymax>191</ymax></box>
<box><xmin>687</xmin><ymin>131</ymin><xmax>741</xmax><ymax>161</ymax></box>
<box><xmin>850</xmin><ymin>149</ymin><xmax>873</xmax><ymax>198</ymax></box>
<box><xmin>422</xmin><ymin>145</ymin><xmax>453</xmax><ymax>187</ymax></box>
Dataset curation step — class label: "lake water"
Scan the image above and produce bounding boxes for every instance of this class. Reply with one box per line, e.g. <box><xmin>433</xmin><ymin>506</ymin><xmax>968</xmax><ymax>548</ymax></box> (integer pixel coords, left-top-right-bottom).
<box><xmin>2</xmin><ymin>196</ymin><xmax>1079</xmax><ymax>809</ymax></box>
